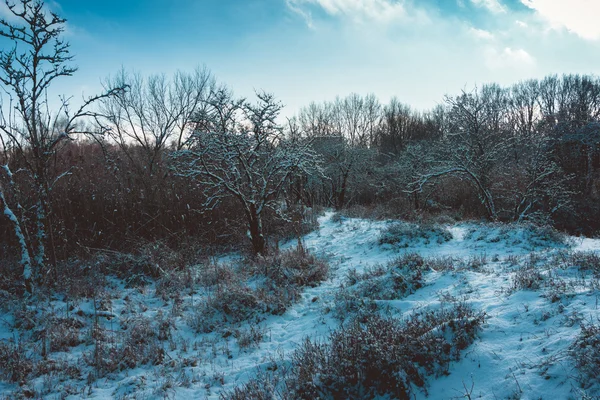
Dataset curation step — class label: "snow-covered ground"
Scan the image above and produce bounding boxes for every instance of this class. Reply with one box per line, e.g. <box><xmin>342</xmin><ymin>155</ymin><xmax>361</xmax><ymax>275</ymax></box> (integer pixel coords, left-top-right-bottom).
<box><xmin>1</xmin><ymin>211</ymin><xmax>599</xmax><ymax>399</ymax></box>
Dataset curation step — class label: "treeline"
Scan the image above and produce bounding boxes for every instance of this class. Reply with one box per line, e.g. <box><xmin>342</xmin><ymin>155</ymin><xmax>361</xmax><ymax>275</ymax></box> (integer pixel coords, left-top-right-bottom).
<box><xmin>3</xmin><ymin>74</ymin><xmax>599</xmax><ymax>263</ymax></box>
<box><xmin>292</xmin><ymin>76</ymin><xmax>600</xmax><ymax>232</ymax></box>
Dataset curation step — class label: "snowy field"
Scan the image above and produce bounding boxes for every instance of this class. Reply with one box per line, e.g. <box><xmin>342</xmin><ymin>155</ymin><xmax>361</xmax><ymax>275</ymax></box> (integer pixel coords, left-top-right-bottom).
<box><xmin>1</xmin><ymin>211</ymin><xmax>600</xmax><ymax>399</ymax></box>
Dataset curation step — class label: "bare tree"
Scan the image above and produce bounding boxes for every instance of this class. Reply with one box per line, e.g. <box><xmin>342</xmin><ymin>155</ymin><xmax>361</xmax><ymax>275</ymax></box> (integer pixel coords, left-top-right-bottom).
<box><xmin>171</xmin><ymin>91</ymin><xmax>321</xmax><ymax>255</ymax></box>
<box><xmin>99</xmin><ymin>67</ymin><xmax>215</xmax><ymax>174</ymax></box>
<box><xmin>0</xmin><ymin>0</ymin><xmax>124</xmax><ymax>292</ymax></box>
<box><xmin>409</xmin><ymin>85</ymin><xmax>511</xmax><ymax>220</ymax></box>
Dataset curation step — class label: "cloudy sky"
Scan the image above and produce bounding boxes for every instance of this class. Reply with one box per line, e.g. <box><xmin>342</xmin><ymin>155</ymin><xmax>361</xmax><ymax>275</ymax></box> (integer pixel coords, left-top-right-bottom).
<box><xmin>4</xmin><ymin>0</ymin><xmax>600</xmax><ymax>116</ymax></box>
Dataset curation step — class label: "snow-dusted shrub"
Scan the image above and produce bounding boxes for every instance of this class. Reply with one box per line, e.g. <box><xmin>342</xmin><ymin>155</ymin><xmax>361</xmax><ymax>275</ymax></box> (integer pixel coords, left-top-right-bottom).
<box><xmin>465</xmin><ymin>222</ymin><xmax>566</xmax><ymax>248</ymax></box>
<box><xmin>379</xmin><ymin>222</ymin><xmax>452</xmax><ymax>247</ymax></box>
<box><xmin>155</xmin><ymin>268</ymin><xmax>196</xmax><ymax>300</ymax></box>
<box><xmin>525</xmin><ymin>224</ymin><xmax>567</xmax><ymax>245</ymax></box>
<box><xmin>331</xmin><ymin>287</ymin><xmax>378</xmax><ymax>321</ymax></box>
<box><xmin>256</xmin><ymin>283</ymin><xmax>302</xmax><ymax>316</ymax></box>
<box><xmin>286</xmin><ymin>303</ymin><xmax>485</xmax><ymax>399</ymax></box>
<box><xmin>44</xmin><ymin>316</ymin><xmax>84</xmax><ymax>352</ymax></box>
<box><xmin>250</xmin><ymin>247</ymin><xmax>329</xmax><ymax>289</ymax></box>
<box><xmin>466</xmin><ymin>253</ymin><xmax>488</xmax><ymax>271</ymax></box>
<box><xmin>85</xmin><ymin>317</ymin><xmax>165</xmax><ymax>377</ymax></box>
<box><xmin>235</xmin><ymin>323</ymin><xmax>266</xmax><ymax>350</ymax></box>
<box><xmin>187</xmin><ymin>283</ymin><xmax>261</xmax><ymax>333</ymax></box>
<box><xmin>197</xmin><ymin>262</ymin><xmax>236</xmax><ymax>288</ymax></box>
<box><xmin>568</xmin><ymin>251</ymin><xmax>600</xmax><ymax>274</ymax></box>
<box><xmin>510</xmin><ymin>262</ymin><xmax>545</xmax><ymax>292</ymax></box>
<box><xmin>220</xmin><ymin>368</ymin><xmax>281</xmax><ymax>400</ymax></box>
<box><xmin>0</xmin><ymin>340</ymin><xmax>33</xmax><ymax>383</ymax></box>
<box><xmin>570</xmin><ymin>323</ymin><xmax>600</xmax><ymax>390</ymax></box>
<box><xmin>337</xmin><ymin>253</ymin><xmax>427</xmax><ymax>307</ymax></box>
<box><xmin>91</xmin><ymin>241</ymin><xmax>196</xmax><ymax>288</ymax></box>
<box><xmin>543</xmin><ymin>273</ymin><xmax>573</xmax><ymax>303</ymax></box>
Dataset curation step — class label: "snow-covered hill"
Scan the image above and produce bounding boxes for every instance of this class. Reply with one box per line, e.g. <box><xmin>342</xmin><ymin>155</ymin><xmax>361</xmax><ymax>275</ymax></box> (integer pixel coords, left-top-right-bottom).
<box><xmin>1</xmin><ymin>212</ymin><xmax>599</xmax><ymax>399</ymax></box>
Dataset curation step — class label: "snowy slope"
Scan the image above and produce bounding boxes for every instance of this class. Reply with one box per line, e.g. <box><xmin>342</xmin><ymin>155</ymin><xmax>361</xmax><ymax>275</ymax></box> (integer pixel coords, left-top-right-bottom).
<box><xmin>1</xmin><ymin>211</ymin><xmax>599</xmax><ymax>399</ymax></box>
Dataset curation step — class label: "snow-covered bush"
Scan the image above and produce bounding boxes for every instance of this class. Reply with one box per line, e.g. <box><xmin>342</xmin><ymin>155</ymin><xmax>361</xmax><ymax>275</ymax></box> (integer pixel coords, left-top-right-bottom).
<box><xmin>331</xmin><ymin>287</ymin><xmax>379</xmax><ymax>321</ymax></box>
<box><xmin>235</xmin><ymin>323</ymin><xmax>266</xmax><ymax>350</ymax></box>
<box><xmin>568</xmin><ymin>251</ymin><xmax>600</xmax><ymax>274</ymax></box>
<box><xmin>197</xmin><ymin>262</ymin><xmax>236</xmax><ymax>288</ymax></box>
<box><xmin>510</xmin><ymin>261</ymin><xmax>545</xmax><ymax>292</ymax></box>
<box><xmin>339</xmin><ymin>254</ymin><xmax>427</xmax><ymax>303</ymax></box>
<box><xmin>85</xmin><ymin>316</ymin><xmax>166</xmax><ymax>377</ymax></box>
<box><xmin>0</xmin><ymin>341</ymin><xmax>33</xmax><ymax>383</ymax></box>
<box><xmin>220</xmin><ymin>368</ymin><xmax>281</xmax><ymax>400</ymax></box>
<box><xmin>44</xmin><ymin>316</ymin><xmax>85</xmax><ymax>353</ymax></box>
<box><xmin>570</xmin><ymin>323</ymin><xmax>600</xmax><ymax>390</ymax></box>
<box><xmin>464</xmin><ymin>222</ymin><xmax>566</xmax><ymax>249</ymax></box>
<box><xmin>332</xmin><ymin>253</ymin><xmax>457</xmax><ymax>320</ymax></box>
<box><xmin>155</xmin><ymin>268</ymin><xmax>196</xmax><ymax>300</ymax></box>
<box><xmin>285</xmin><ymin>303</ymin><xmax>485</xmax><ymax>399</ymax></box>
<box><xmin>379</xmin><ymin>222</ymin><xmax>452</xmax><ymax>247</ymax></box>
<box><xmin>187</xmin><ymin>283</ymin><xmax>261</xmax><ymax>333</ymax></box>
<box><xmin>250</xmin><ymin>247</ymin><xmax>329</xmax><ymax>289</ymax></box>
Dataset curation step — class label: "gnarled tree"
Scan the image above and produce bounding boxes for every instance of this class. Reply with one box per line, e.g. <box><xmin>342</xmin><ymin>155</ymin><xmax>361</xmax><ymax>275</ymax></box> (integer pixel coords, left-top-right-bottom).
<box><xmin>171</xmin><ymin>90</ymin><xmax>321</xmax><ymax>255</ymax></box>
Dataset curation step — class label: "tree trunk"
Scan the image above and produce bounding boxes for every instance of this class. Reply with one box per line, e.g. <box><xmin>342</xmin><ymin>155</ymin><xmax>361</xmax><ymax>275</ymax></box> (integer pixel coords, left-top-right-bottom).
<box><xmin>248</xmin><ymin>207</ymin><xmax>266</xmax><ymax>255</ymax></box>
<box><xmin>1</xmin><ymin>189</ymin><xmax>33</xmax><ymax>293</ymax></box>
<box><xmin>336</xmin><ymin>169</ymin><xmax>350</xmax><ymax>211</ymax></box>
<box><xmin>586</xmin><ymin>145</ymin><xmax>594</xmax><ymax>195</ymax></box>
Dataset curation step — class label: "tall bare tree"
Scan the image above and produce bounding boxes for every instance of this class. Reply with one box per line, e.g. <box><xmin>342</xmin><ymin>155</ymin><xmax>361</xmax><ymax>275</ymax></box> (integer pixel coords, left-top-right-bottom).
<box><xmin>0</xmin><ymin>0</ymin><xmax>123</xmax><ymax>292</ymax></box>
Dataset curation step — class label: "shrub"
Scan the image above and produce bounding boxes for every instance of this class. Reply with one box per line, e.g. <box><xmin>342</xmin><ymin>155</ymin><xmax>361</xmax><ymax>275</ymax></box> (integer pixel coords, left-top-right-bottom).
<box><xmin>45</xmin><ymin>316</ymin><xmax>84</xmax><ymax>352</ymax></box>
<box><xmin>235</xmin><ymin>323</ymin><xmax>266</xmax><ymax>350</ymax></box>
<box><xmin>286</xmin><ymin>303</ymin><xmax>485</xmax><ymax>399</ymax></box>
<box><xmin>379</xmin><ymin>222</ymin><xmax>452</xmax><ymax>247</ymax></box>
<box><xmin>464</xmin><ymin>222</ymin><xmax>566</xmax><ymax>248</ymax></box>
<box><xmin>337</xmin><ymin>253</ymin><xmax>427</xmax><ymax>304</ymax></box>
<box><xmin>155</xmin><ymin>268</ymin><xmax>196</xmax><ymax>300</ymax></box>
<box><xmin>570</xmin><ymin>323</ymin><xmax>600</xmax><ymax>390</ymax></box>
<box><xmin>331</xmin><ymin>287</ymin><xmax>378</xmax><ymax>321</ymax></box>
<box><xmin>0</xmin><ymin>341</ymin><xmax>33</xmax><ymax>383</ymax></box>
<box><xmin>511</xmin><ymin>262</ymin><xmax>545</xmax><ymax>292</ymax></box>
<box><xmin>197</xmin><ymin>262</ymin><xmax>236</xmax><ymax>288</ymax></box>
<box><xmin>256</xmin><ymin>283</ymin><xmax>302</xmax><ymax>316</ymax></box>
<box><xmin>220</xmin><ymin>369</ymin><xmax>281</xmax><ymax>400</ymax></box>
<box><xmin>568</xmin><ymin>252</ymin><xmax>600</xmax><ymax>274</ymax></box>
<box><xmin>85</xmin><ymin>316</ymin><xmax>165</xmax><ymax>377</ymax></box>
<box><xmin>250</xmin><ymin>247</ymin><xmax>329</xmax><ymax>289</ymax></box>
<box><xmin>187</xmin><ymin>283</ymin><xmax>262</xmax><ymax>333</ymax></box>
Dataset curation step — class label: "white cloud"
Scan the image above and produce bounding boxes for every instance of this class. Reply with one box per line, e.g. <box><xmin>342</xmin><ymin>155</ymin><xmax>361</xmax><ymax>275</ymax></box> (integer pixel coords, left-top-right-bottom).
<box><xmin>484</xmin><ymin>47</ymin><xmax>535</xmax><ymax>70</ymax></box>
<box><xmin>470</xmin><ymin>0</ymin><xmax>506</xmax><ymax>14</ymax></box>
<box><xmin>521</xmin><ymin>0</ymin><xmax>600</xmax><ymax>40</ymax></box>
<box><xmin>515</xmin><ymin>20</ymin><xmax>528</xmax><ymax>28</ymax></box>
<box><xmin>286</xmin><ymin>0</ymin><xmax>407</xmax><ymax>24</ymax></box>
<box><xmin>469</xmin><ymin>27</ymin><xmax>494</xmax><ymax>40</ymax></box>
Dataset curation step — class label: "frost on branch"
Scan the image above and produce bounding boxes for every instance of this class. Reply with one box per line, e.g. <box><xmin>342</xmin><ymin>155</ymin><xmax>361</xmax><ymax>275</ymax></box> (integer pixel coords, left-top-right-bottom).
<box><xmin>171</xmin><ymin>90</ymin><xmax>321</xmax><ymax>255</ymax></box>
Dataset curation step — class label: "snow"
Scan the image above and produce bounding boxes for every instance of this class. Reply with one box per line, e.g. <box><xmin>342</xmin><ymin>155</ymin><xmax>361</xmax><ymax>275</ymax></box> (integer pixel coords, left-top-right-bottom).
<box><xmin>1</xmin><ymin>211</ymin><xmax>599</xmax><ymax>398</ymax></box>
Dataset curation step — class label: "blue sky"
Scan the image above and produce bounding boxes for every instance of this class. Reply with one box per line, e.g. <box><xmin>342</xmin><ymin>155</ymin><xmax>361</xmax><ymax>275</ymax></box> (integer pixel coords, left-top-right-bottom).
<box><xmin>4</xmin><ymin>0</ymin><xmax>600</xmax><ymax>116</ymax></box>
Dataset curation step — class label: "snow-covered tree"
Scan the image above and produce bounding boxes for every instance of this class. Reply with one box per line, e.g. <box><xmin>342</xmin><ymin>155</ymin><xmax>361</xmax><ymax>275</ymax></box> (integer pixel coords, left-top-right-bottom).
<box><xmin>171</xmin><ymin>90</ymin><xmax>321</xmax><ymax>255</ymax></box>
<box><xmin>0</xmin><ymin>0</ymin><xmax>124</xmax><ymax>292</ymax></box>
<box><xmin>409</xmin><ymin>85</ymin><xmax>511</xmax><ymax>220</ymax></box>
